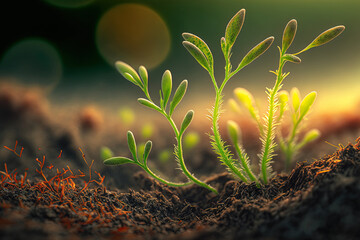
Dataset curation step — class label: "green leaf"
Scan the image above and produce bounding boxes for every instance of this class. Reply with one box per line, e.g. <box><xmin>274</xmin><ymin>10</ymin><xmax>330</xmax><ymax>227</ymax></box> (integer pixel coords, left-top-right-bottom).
<box><xmin>234</xmin><ymin>88</ymin><xmax>254</xmax><ymax>110</ymax></box>
<box><xmin>298</xmin><ymin>129</ymin><xmax>321</xmax><ymax>149</ymax></box>
<box><xmin>180</xmin><ymin>110</ymin><xmax>194</xmax><ymax>135</ymax></box>
<box><xmin>127</xmin><ymin>131</ymin><xmax>137</xmax><ymax>160</ymax></box>
<box><xmin>278</xmin><ymin>90</ymin><xmax>289</xmax><ymax>120</ymax></box>
<box><xmin>159</xmin><ymin>90</ymin><xmax>164</xmax><ymax>109</ymax></box>
<box><xmin>115</xmin><ymin>61</ymin><xmax>143</xmax><ymax>87</ymax></box>
<box><xmin>182</xmin><ymin>33</ymin><xmax>214</xmax><ymax>73</ymax></box>
<box><xmin>139</xmin><ymin>66</ymin><xmax>148</xmax><ymax>87</ymax></box>
<box><xmin>220</xmin><ymin>37</ymin><xmax>227</xmax><ymax>57</ymax></box>
<box><xmin>283</xmin><ymin>54</ymin><xmax>301</xmax><ymax>63</ymax></box>
<box><xmin>300</xmin><ymin>25</ymin><xmax>345</xmax><ymax>53</ymax></box>
<box><xmin>100</xmin><ymin>147</ymin><xmax>113</xmax><ymax>161</ymax></box>
<box><xmin>227</xmin><ymin>120</ymin><xmax>241</xmax><ymax>145</ymax></box>
<box><xmin>169</xmin><ymin>80</ymin><xmax>188</xmax><ymax>116</ymax></box>
<box><xmin>122</xmin><ymin>73</ymin><xmax>140</xmax><ymax>87</ymax></box>
<box><xmin>103</xmin><ymin>157</ymin><xmax>134</xmax><ymax>165</ymax></box>
<box><xmin>278</xmin><ymin>90</ymin><xmax>289</xmax><ymax>106</ymax></box>
<box><xmin>238</xmin><ymin>37</ymin><xmax>274</xmax><ymax>70</ymax></box>
<box><xmin>143</xmin><ymin>140</ymin><xmax>152</xmax><ymax>165</ymax></box>
<box><xmin>282</xmin><ymin>19</ymin><xmax>297</xmax><ymax>53</ymax></box>
<box><xmin>303</xmin><ymin>129</ymin><xmax>321</xmax><ymax>143</ymax></box>
<box><xmin>138</xmin><ymin>98</ymin><xmax>162</xmax><ymax>112</ymax></box>
<box><xmin>290</xmin><ymin>87</ymin><xmax>301</xmax><ymax>112</ymax></box>
<box><xmin>225</xmin><ymin>9</ymin><xmax>246</xmax><ymax>50</ymax></box>
<box><xmin>182</xmin><ymin>41</ymin><xmax>211</xmax><ymax>72</ymax></box>
<box><xmin>299</xmin><ymin>91</ymin><xmax>317</xmax><ymax>119</ymax></box>
<box><xmin>161</xmin><ymin>70</ymin><xmax>172</xmax><ymax>110</ymax></box>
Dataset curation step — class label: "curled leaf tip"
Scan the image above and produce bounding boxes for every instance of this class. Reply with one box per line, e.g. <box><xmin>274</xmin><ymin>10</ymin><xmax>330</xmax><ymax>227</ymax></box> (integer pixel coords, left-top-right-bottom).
<box><xmin>227</xmin><ymin>120</ymin><xmax>241</xmax><ymax>144</ymax></box>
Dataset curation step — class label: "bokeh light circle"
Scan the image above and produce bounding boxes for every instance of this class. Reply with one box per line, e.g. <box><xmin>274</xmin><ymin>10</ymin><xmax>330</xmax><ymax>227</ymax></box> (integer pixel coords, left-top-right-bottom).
<box><xmin>44</xmin><ymin>0</ymin><xmax>95</xmax><ymax>8</ymax></box>
<box><xmin>0</xmin><ymin>38</ymin><xmax>62</xmax><ymax>92</ymax></box>
<box><xmin>96</xmin><ymin>4</ymin><xmax>171</xmax><ymax>69</ymax></box>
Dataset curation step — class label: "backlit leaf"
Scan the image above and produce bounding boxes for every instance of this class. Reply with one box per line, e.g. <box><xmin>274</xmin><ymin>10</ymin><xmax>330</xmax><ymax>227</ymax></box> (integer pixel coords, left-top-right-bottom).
<box><xmin>227</xmin><ymin>120</ymin><xmax>240</xmax><ymax>144</ymax></box>
<box><xmin>302</xmin><ymin>129</ymin><xmax>320</xmax><ymax>143</ymax></box>
<box><xmin>169</xmin><ymin>80</ymin><xmax>188</xmax><ymax>116</ymax></box>
<box><xmin>183</xmin><ymin>33</ymin><xmax>214</xmax><ymax>73</ymax></box>
<box><xmin>283</xmin><ymin>54</ymin><xmax>301</xmax><ymax>63</ymax></box>
<box><xmin>138</xmin><ymin>98</ymin><xmax>162</xmax><ymax>112</ymax></box>
<box><xmin>161</xmin><ymin>70</ymin><xmax>172</xmax><ymax>109</ymax></box>
<box><xmin>299</xmin><ymin>91</ymin><xmax>317</xmax><ymax>119</ymax></box>
<box><xmin>180</xmin><ymin>110</ymin><xmax>194</xmax><ymax>135</ymax></box>
<box><xmin>300</xmin><ymin>25</ymin><xmax>345</xmax><ymax>53</ymax></box>
<box><xmin>183</xmin><ymin>41</ymin><xmax>210</xmax><ymax>72</ymax></box>
<box><xmin>282</xmin><ymin>19</ymin><xmax>297</xmax><ymax>53</ymax></box>
<box><xmin>238</xmin><ymin>37</ymin><xmax>274</xmax><ymax>70</ymax></box>
<box><xmin>139</xmin><ymin>66</ymin><xmax>148</xmax><ymax>87</ymax></box>
<box><xmin>225</xmin><ymin>9</ymin><xmax>246</xmax><ymax>50</ymax></box>
<box><xmin>115</xmin><ymin>61</ymin><xmax>143</xmax><ymax>87</ymax></box>
<box><xmin>221</xmin><ymin>37</ymin><xmax>227</xmax><ymax>57</ymax></box>
<box><xmin>234</xmin><ymin>88</ymin><xmax>254</xmax><ymax>110</ymax></box>
<box><xmin>127</xmin><ymin>131</ymin><xmax>137</xmax><ymax>160</ymax></box>
<box><xmin>143</xmin><ymin>140</ymin><xmax>152</xmax><ymax>165</ymax></box>
<box><xmin>290</xmin><ymin>87</ymin><xmax>301</xmax><ymax>112</ymax></box>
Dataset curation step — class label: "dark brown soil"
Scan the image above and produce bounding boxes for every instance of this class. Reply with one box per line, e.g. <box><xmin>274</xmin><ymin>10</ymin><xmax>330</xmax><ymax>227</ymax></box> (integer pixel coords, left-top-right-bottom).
<box><xmin>1</xmin><ymin>137</ymin><xmax>360</xmax><ymax>240</ymax></box>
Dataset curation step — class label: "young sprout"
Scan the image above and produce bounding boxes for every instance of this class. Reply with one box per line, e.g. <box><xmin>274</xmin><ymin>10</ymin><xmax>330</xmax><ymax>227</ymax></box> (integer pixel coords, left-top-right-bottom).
<box><xmin>230</xmin><ymin>19</ymin><xmax>344</xmax><ymax>184</ymax></box>
<box><xmin>183</xmin><ymin>9</ymin><xmax>274</xmax><ymax>184</ymax></box>
<box><xmin>278</xmin><ymin>88</ymin><xmax>321</xmax><ymax>171</ymax></box>
<box><xmin>103</xmin><ymin>62</ymin><xmax>217</xmax><ymax>194</ymax></box>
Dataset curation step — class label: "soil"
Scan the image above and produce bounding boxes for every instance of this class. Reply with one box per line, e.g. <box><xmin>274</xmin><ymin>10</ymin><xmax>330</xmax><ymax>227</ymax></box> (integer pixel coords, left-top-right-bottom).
<box><xmin>0</xmin><ymin>138</ymin><xmax>360</xmax><ymax>239</ymax></box>
<box><xmin>1</xmin><ymin>83</ymin><xmax>360</xmax><ymax>239</ymax></box>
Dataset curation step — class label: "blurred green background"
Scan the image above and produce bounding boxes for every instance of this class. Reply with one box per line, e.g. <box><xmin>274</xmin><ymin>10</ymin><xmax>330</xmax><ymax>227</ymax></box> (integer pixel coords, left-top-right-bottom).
<box><xmin>0</xmin><ymin>0</ymin><xmax>358</xmax><ymax>113</ymax></box>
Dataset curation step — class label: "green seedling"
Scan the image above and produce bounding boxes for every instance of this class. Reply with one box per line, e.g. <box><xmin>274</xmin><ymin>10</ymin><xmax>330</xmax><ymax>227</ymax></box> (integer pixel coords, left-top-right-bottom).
<box><xmin>183</xmin><ymin>10</ymin><xmax>344</xmax><ymax>185</ymax></box>
<box><xmin>103</xmin><ymin>62</ymin><xmax>217</xmax><ymax>194</ymax></box>
<box><xmin>227</xmin><ymin>19</ymin><xmax>344</xmax><ymax>184</ymax></box>
<box><xmin>183</xmin><ymin>9</ymin><xmax>273</xmax><ymax>185</ymax></box>
<box><xmin>277</xmin><ymin>88</ymin><xmax>321</xmax><ymax>171</ymax></box>
<box><xmin>103</xmin><ymin>9</ymin><xmax>344</xmax><ymax>192</ymax></box>
<box><xmin>232</xmin><ymin>88</ymin><xmax>320</xmax><ymax>172</ymax></box>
